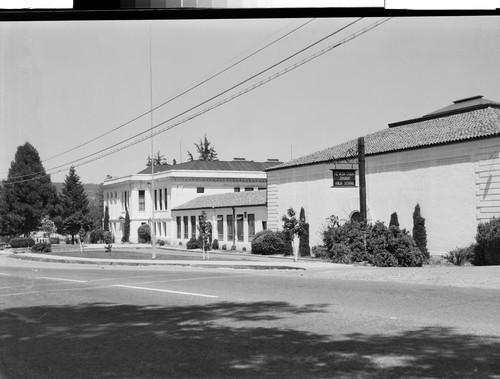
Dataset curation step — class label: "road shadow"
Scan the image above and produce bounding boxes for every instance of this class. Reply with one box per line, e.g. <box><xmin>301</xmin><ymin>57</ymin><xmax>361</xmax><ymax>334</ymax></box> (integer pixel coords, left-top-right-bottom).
<box><xmin>0</xmin><ymin>301</ymin><xmax>499</xmax><ymax>378</ymax></box>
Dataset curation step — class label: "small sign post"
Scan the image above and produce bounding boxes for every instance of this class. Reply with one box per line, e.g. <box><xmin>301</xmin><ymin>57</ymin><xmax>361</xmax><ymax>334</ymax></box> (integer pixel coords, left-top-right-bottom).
<box><xmin>331</xmin><ymin>169</ymin><xmax>356</xmax><ymax>187</ymax></box>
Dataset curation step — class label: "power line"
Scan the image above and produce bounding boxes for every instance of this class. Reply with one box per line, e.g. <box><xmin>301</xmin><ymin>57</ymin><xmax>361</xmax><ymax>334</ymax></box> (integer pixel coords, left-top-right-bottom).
<box><xmin>43</xmin><ymin>18</ymin><xmax>364</xmax><ymax>173</ymax></box>
<box><xmin>40</xmin><ymin>18</ymin><xmax>316</xmax><ymax>165</ymax></box>
<box><xmin>3</xmin><ymin>18</ymin><xmax>391</xmax><ymax>186</ymax></box>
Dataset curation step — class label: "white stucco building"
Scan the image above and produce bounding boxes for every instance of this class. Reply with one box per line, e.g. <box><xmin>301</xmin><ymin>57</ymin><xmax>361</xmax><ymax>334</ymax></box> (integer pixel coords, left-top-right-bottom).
<box><xmin>266</xmin><ymin>96</ymin><xmax>500</xmax><ymax>254</ymax></box>
<box><xmin>103</xmin><ymin>159</ymin><xmax>280</xmax><ymax>244</ymax></box>
<box><xmin>172</xmin><ymin>190</ymin><xmax>268</xmax><ymax>250</ymax></box>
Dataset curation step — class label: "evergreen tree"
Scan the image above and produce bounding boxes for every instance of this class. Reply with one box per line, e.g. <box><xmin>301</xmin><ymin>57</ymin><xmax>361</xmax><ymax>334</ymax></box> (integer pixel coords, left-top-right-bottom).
<box><xmin>0</xmin><ymin>142</ymin><xmax>59</xmax><ymax>236</ymax></box>
<box><xmin>88</xmin><ymin>183</ymin><xmax>104</xmax><ymax>229</ymax></box>
<box><xmin>103</xmin><ymin>205</ymin><xmax>110</xmax><ymax>232</ymax></box>
<box><xmin>389</xmin><ymin>212</ymin><xmax>400</xmax><ymax>227</ymax></box>
<box><xmin>61</xmin><ymin>166</ymin><xmax>91</xmax><ymax>244</ymax></box>
<box><xmin>298</xmin><ymin>207</ymin><xmax>310</xmax><ymax>257</ymax></box>
<box><xmin>187</xmin><ymin>135</ymin><xmax>218</xmax><ymax>161</ymax></box>
<box><xmin>412</xmin><ymin>204</ymin><xmax>428</xmax><ymax>259</ymax></box>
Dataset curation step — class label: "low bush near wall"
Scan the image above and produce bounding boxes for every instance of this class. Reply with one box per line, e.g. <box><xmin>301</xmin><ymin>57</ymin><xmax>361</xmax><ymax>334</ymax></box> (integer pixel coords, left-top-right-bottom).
<box><xmin>49</xmin><ymin>237</ymin><xmax>60</xmax><ymax>244</ymax></box>
<box><xmin>89</xmin><ymin>229</ymin><xmax>105</xmax><ymax>244</ymax></box>
<box><xmin>10</xmin><ymin>237</ymin><xmax>36</xmax><ymax>248</ymax></box>
<box><xmin>320</xmin><ymin>221</ymin><xmax>425</xmax><ymax>267</ymax></box>
<box><xmin>186</xmin><ymin>237</ymin><xmax>202</xmax><ymax>249</ymax></box>
<box><xmin>31</xmin><ymin>242</ymin><xmax>52</xmax><ymax>253</ymax></box>
<box><xmin>474</xmin><ymin>217</ymin><xmax>500</xmax><ymax>265</ymax></box>
<box><xmin>444</xmin><ymin>244</ymin><xmax>476</xmax><ymax>266</ymax></box>
<box><xmin>137</xmin><ymin>225</ymin><xmax>151</xmax><ymax>244</ymax></box>
<box><xmin>212</xmin><ymin>239</ymin><xmax>219</xmax><ymax>250</ymax></box>
<box><xmin>251</xmin><ymin>230</ymin><xmax>289</xmax><ymax>255</ymax></box>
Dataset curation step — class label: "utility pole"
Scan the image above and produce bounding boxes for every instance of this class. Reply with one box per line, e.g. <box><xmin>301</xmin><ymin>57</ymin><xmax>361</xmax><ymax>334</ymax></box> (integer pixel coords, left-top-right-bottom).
<box><xmin>358</xmin><ymin>137</ymin><xmax>367</xmax><ymax>223</ymax></box>
<box><xmin>149</xmin><ymin>25</ymin><xmax>156</xmax><ymax>259</ymax></box>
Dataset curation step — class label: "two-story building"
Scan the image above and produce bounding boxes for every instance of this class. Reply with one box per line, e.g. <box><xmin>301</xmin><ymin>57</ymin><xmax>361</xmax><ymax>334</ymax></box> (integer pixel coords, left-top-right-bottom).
<box><xmin>102</xmin><ymin>158</ymin><xmax>280</xmax><ymax>244</ymax></box>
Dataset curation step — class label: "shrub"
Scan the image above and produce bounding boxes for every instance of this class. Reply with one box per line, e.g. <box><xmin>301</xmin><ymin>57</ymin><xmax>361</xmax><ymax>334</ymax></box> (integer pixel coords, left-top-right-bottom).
<box><xmin>444</xmin><ymin>244</ymin><xmax>476</xmax><ymax>266</ymax></box>
<box><xmin>389</xmin><ymin>212</ymin><xmax>399</xmax><ymax>227</ymax></box>
<box><xmin>311</xmin><ymin>245</ymin><xmax>329</xmax><ymax>259</ymax></box>
<box><xmin>122</xmin><ymin>210</ymin><xmax>130</xmax><ymax>243</ymax></box>
<box><xmin>103</xmin><ymin>231</ymin><xmax>114</xmax><ymax>244</ymax></box>
<box><xmin>31</xmin><ymin>242</ymin><xmax>52</xmax><ymax>253</ymax></box>
<box><xmin>186</xmin><ymin>237</ymin><xmax>202</xmax><ymax>250</ymax></box>
<box><xmin>221</xmin><ymin>244</ymin><xmax>227</xmax><ymax>250</ymax></box>
<box><xmin>137</xmin><ymin>224</ymin><xmax>151</xmax><ymax>243</ymax></box>
<box><xmin>105</xmin><ymin>244</ymin><xmax>112</xmax><ymax>253</ymax></box>
<box><xmin>89</xmin><ymin>228</ymin><xmax>105</xmax><ymax>244</ymax></box>
<box><xmin>157</xmin><ymin>239</ymin><xmax>166</xmax><ymax>246</ymax></box>
<box><xmin>412</xmin><ymin>204</ymin><xmax>429</xmax><ymax>259</ymax></box>
<box><xmin>251</xmin><ymin>230</ymin><xmax>289</xmax><ymax>255</ymax></box>
<box><xmin>65</xmin><ymin>236</ymin><xmax>72</xmax><ymax>244</ymax></box>
<box><xmin>320</xmin><ymin>221</ymin><xmax>424</xmax><ymax>267</ymax></box>
<box><xmin>474</xmin><ymin>217</ymin><xmax>500</xmax><ymax>265</ymax></box>
<box><xmin>212</xmin><ymin>239</ymin><xmax>219</xmax><ymax>250</ymax></box>
<box><xmin>10</xmin><ymin>237</ymin><xmax>36</xmax><ymax>248</ymax></box>
<box><xmin>49</xmin><ymin>237</ymin><xmax>60</xmax><ymax>244</ymax></box>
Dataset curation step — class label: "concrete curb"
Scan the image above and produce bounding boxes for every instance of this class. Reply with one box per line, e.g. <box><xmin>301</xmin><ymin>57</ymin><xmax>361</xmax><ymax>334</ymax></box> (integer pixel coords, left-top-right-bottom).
<box><xmin>8</xmin><ymin>253</ymin><xmax>308</xmax><ymax>270</ymax></box>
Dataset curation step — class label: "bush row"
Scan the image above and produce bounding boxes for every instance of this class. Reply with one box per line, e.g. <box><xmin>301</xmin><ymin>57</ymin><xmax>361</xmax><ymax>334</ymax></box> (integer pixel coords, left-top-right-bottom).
<box><xmin>320</xmin><ymin>221</ymin><xmax>426</xmax><ymax>267</ymax></box>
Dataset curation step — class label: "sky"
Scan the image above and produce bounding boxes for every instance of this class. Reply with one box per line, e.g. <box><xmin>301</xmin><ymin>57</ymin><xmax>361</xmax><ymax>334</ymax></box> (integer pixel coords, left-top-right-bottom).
<box><xmin>1</xmin><ymin>15</ymin><xmax>499</xmax><ymax>184</ymax></box>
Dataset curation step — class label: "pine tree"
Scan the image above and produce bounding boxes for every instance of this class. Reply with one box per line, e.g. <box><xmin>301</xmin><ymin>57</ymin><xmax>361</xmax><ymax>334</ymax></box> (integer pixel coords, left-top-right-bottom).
<box><xmin>299</xmin><ymin>207</ymin><xmax>310</xmax><ymax>257</ymax></box>
<box><xmin>0</xmin><ymin>142</ymin><xmax>59</xmax><ymax>237</ymax></box>
<box><xmin>61</xmin><ymin>166</ymin><xmax>91</xmax><ymax>244</ymax></box>
<box><xmin>187</xmin><ymin>135</ymin><xmax>218</xmax><ymax>161</ymax></box>
<box><xmin>389</xmin><ymin>212</ymin><xmax>400</xmax><ymax>227</ymax></box>
<box><xmin>412</xmin><ymin>204</ymin><xmax>428</xmax><ymax>259</ymax></box>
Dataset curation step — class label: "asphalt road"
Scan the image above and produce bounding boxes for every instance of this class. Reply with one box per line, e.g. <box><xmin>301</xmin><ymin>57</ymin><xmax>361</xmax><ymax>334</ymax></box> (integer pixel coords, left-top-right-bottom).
<box><xmin>1</xmin><ymin>258</ymin><xmax>499</xmax><ymax>378</ymax></box>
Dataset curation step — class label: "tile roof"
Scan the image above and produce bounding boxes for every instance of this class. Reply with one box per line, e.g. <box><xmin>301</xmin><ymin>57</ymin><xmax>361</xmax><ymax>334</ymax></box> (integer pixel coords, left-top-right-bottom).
<box><xmin>173</xmin><ymin>190</ymin><xmax>267</xmax><ymax>211</ymax></box>
<box><xmin>424</xmin><ymin>96</ymin><xmax>500</xmax><ymax>118</ymax></box>
<box><xmin>137</xmin><ymin>160</ymin><xmax>281</xmax><ymax>175</ymax></box>
<box><xmin>267</xmin><ymin>105</ymin><xmax>500</xmax><ymax>171</ymax></box>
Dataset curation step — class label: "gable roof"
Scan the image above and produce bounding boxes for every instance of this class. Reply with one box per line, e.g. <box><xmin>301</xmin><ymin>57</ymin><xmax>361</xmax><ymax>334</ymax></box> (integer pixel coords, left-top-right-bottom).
<box><xmin>137</xmin><ymin>160</ymin><xmax>281</xmax><ymax>175</ymax></box>
<box><xmin>173</xmin><ymin>190</ymin><xmax>266</xmax><ymax>211</ymax></box>
<box><xmin>267</xmin><ymin>98</ymin><xmax>500</xmax><ymax>172</ymax></box>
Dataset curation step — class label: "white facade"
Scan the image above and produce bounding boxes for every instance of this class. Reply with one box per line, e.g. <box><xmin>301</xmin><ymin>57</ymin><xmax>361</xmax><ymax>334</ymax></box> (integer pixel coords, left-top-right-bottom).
<box><xmin>172</xmin><ymin>205</ymin><xmax>268</xmax><ymax>251</ymax></box>
<box><xmin>267</xmin><ymin>137</ymin><xmax>500</xmax><ymax>254</ymax></box>
<box><xmin>102</xmin><ymin>163</ymin><xmax>269</xmax><ymax>244</ymax></box>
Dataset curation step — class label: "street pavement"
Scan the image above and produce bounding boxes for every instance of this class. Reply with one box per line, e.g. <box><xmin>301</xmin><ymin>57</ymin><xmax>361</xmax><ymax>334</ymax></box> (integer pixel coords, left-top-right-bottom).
<box><xmin>0</xmin><ymin>249</ymin><xmax>499</xmax><ymax>378</ymax></box>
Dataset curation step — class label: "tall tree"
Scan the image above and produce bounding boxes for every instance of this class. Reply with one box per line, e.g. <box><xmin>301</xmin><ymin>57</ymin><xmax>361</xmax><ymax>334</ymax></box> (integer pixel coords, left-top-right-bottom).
<box><xmin>188</xmin><ymin>135</ymin><xmax>218</xmax><ymax>161</ymax></box>
<box><xmin>281</xmin><ymin>207</ymin><xmax>305</xmax><ymax>261</ymax></box>
<box><xmin>412</xmin><ymin>203</ymin><xmax>428</xmax><ymax>259</ymax></box>
<box><xmin>298</xmin><ymin>207</ymin><xmax>310</xmax><ymax>257</ymax></box>
<box><xmin>103</xmin><ymin>205</ymin><xmax>110</xmax><ymax>232</ymax></box>
<box><xmin>61</xmin><ymin>166</ymin><xmax>91</xmax><ymax>244</ymax></box>
<box><xmin>0</xmin><ymin>142</ymin><xmax>59</xmax><ymax>236</ymax></box>
<box><xmin>389</xmin><ymin>212</ymin><xmax>400</xmax><ymax>227</ymax></box>
<box><xmin>146</xmin><ymin>151</ymin><xmax>168</xmax><ymax>167</ymax></box>
<box><xmin>88</xmin><ymin>183</ymin><xmax>104</xmax><ymax>229</ymax></box>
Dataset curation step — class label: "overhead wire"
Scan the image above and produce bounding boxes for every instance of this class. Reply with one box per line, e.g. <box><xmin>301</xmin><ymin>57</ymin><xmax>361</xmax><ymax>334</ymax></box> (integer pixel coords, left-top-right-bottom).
<box><xmin>41</xmin><ymin>18</ymin><xmax>316</xmax><ymax>164</ymax></box>
<box><xmin>3</xmin><ymin>17</ymin><xmax>391</xmax><ymax>186</ymax></box>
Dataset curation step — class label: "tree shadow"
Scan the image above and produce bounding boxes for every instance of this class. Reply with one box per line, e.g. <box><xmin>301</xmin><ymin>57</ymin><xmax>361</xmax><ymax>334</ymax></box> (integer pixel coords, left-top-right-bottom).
<box><xmin>0</xmin><ymin>301</ymin><xmax>499</xmax><ymax>378</ymax></box>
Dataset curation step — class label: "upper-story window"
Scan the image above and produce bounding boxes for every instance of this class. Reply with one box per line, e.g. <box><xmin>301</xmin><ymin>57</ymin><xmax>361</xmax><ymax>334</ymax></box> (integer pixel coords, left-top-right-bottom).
<box><xmin>197</xmin><ymin>187</ymin><xmax>204</xmax><ymax>193</ymax></box>
<box><xmin>234</xmin><ymin>187</ymin><xmax>240</xmax><ymax>192</ymax></box>
<box><xmin>244</xmin><ymin>187</ymin><xmax>254</xmax><ymax>191</ymax></box>
<box><xmin>138</xmin><ymin>190</ymin><xmax>145</xmax><ymax>212</ymax></box>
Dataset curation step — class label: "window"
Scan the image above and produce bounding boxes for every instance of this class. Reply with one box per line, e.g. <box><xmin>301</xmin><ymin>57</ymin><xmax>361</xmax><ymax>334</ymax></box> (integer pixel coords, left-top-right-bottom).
<box><xmin>248</xmin><ymin>214</ymin><xmax>255</xmax><ymax>239</ymax></box>
<box><xmin>237</xmin><ymin>214</ymin><xmax>244</xmax><ymax>242</ymax></box>
<box><xmin>258</xmin><ymin>187</ymin><xmax>266</xmax><ymax>191</ymax></box>
<box><xmin>154</xmin><ymin>190</ymin><xmax>158</xmax><ymax>211</ymax></box>
<box><xmin>234</xmin><ymin>187</ymin><xmax>240</xmax><ymax>192</ymax></box>
<box><xmin>191</xmin><ymin>216</ymin><xmax>196</xmax><ymax>239</ymax></box>
<box><xmin>176</xmin><ymin>217</ymin><xmax>181</xmax><ymax>238</ymax></box>
<box><xmin>164</xmin><ymin>188</ymin><xmax>168</xmax><ymax>210</ymax></box>
<box><xmin>227</xmin><ymin>215</ymin><xmax>234</xmax><ymax>241</ymax></box>
<box><xmin>262</xmin><ymin>221</ymin><xmax>267</xmax><ymax>231</ymax></box>
<box><xmin>197</xmin><ymin>187</ymin><xmax>204</xmax><ymax>193</ymax></box>
<box><xmin>244</xmin><ymin>187</ymin><xmax>253</xmax><ymax>191</ymax></box>
<box><xmin>159</xmin><ymin>189</ymin><xmax>163</xmax><ymax>210</ymax></box>
<box><xmin>217</xmin><ymin>215</ymin><xmax>224</xmax><ymax>240</ymax></box>
<box><xmin>162</xmin><ymin>222</ymin><xmax>167</xmax><ymax>237</ymax></box>
<box><xmin>138</xmin><ymin>190</ymin><xmax>145</xmax><ymax>211</ymax></box>
<box><xmin>183</xmin><ymin>216</ymin><xmax>189</xmax><ymax>239</ymax></box>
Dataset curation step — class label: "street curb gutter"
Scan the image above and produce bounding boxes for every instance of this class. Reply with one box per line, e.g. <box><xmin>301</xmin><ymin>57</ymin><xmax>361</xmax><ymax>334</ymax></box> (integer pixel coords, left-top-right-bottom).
<box><xmin>9</xmin><ymin>254</ymin><xmax>306</xmax><ymax>270</ymax></box>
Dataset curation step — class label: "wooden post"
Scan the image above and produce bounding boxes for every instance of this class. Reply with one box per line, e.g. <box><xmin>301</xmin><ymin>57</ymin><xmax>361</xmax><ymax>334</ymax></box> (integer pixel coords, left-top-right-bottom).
<box><xmin>358</xmin><ymin>137</ymin><xmax>367</xmax><ymax>223</ymax></box>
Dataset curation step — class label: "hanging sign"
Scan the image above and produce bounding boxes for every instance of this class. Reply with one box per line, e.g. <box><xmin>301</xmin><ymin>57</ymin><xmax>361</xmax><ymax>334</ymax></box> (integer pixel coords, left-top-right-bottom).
<box><xmin>331</xmin><ymin>169</ymin><xmax>356</xmax><ymax>187</ymax></box>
